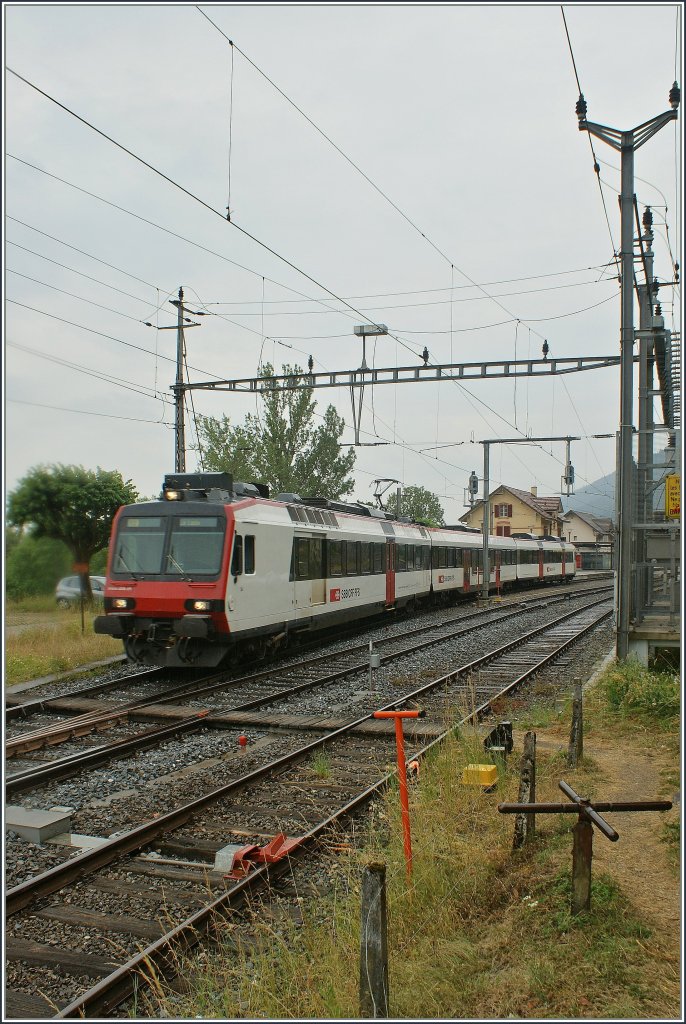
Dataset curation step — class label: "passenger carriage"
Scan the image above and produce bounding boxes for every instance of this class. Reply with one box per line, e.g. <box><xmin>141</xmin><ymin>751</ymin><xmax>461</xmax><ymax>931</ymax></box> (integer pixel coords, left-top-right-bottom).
<box><xmin>95</xmin><ymin>472</ymin><xmax>575</xmax><ymax>669</ymax></box>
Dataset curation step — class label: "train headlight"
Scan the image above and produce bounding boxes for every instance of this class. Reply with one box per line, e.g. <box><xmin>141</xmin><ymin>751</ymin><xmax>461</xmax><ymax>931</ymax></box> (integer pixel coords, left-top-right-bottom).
<box><xmin>165</xmin><ymin>489</ymin><xmax>182</xmax><ymax>501</ymax></box>
<box><xmin>105</xmin><ymin>597</ymin><xmax>136</xmax><ymax>611</ymax></box>
<box><xmin>191</xmin><ymin>600</ymin><xmax>211</xmax><ymax>612</ymax></box>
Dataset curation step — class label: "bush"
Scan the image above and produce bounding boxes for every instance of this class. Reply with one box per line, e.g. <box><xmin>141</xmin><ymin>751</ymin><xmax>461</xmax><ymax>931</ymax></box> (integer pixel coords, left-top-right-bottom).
<box><xmin>604</xmin><ymin>659</ymin><xmax>680</xmax><ymax>721</ymax></box>
<box><xmin>5</xmin><ymin>533</ymin><xmax>108</xmax><ymax>599</ymax></box>
<box><xmin>5</xmin><ymin>535</ymin><xmax>72</xmax><ymax>598</ymax></box>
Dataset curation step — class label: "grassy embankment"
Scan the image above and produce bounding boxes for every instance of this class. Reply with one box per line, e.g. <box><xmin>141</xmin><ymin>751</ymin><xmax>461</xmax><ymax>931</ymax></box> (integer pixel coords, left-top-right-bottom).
<box><xmin>148</xmin><ymin>658</ymin><xmax>680</xmax><ymax>1020</ymax></box>
<box><xmin>5</xmin><ymin>601</ymin><xmax>122</xmax><ymax>686</ymax></box>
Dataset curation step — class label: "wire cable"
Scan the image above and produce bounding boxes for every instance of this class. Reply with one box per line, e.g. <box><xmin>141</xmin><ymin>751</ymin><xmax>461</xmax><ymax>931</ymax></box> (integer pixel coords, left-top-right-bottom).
<box><xmin>8</xmin><ymin>397</ymin><xmax>171</xmax><ymax>425</ymax></box>
<box><xmin>560</xmin><ymin>6</ymin><xmax>620</xmax><ymax>269</ymax></box>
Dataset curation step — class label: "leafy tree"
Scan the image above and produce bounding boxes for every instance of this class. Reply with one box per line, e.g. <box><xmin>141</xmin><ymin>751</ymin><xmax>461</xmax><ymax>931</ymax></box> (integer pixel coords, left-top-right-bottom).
<box><xmin>7</xmin><ymin>465</ymin><xmax>138</xmax><ymax>601</ymax></box>
<box><xmin>196</xmin><ymin>363</ymin><xmax>356</xmax><ymax>500</ymax></box>
<box><xmin>5</xmin><ymin>535</ymin><xmax>72</xmax><ymax>599</ymax></box>
<box><xmin>384</xmin><ymin>485</ymin><xmax>445</xmax><ymax>526</ymax></box>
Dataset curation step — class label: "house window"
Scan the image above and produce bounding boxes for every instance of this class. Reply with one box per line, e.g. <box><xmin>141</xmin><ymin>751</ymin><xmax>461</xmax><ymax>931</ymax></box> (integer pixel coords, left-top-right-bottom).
<box><xmin>495</xmin><ymin>503</ymin><xmax>513</xmax><ymax>518</ymax></box>
<box><xmin>496</xmin><ymin>525</ymin><xmax>511</xmax><ymax>536</ymax></box>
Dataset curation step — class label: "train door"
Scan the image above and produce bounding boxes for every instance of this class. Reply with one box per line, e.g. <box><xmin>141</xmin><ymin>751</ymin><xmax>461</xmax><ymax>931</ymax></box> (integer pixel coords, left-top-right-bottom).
<box><xmin>386</xmin><ymin>539</ymin><xmax>396</xmax><ymax>606</ymax></box>
<box><xmin>561</xmin><ymin>549</ymin><xmax>566</xmax><ymax>579</ymax></box>
<box><xmin>495</xmin><ymin>551</ymin><xmax>501</xmax><ymax>591</ymax></box>
<box><xmin>538</xmin><ymin>548</ymin><xmax>544</xmax><ymax>580</ymax></box>
<box><xmin>462</xmin><ymin>549</ymin><xmax>471</xmax><ymax>593</ymax></box>
<box><xmin>310</xmin><ymin>537</ymin><xmax>326</xmax><ymax>605</ymax></box>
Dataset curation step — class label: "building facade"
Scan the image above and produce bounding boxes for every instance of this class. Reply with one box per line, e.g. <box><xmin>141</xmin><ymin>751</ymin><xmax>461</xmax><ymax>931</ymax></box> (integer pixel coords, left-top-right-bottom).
<box><xmin>460</xmin><ymin>485</ymin><xmax>563</xmax><ymax>538</ymax></box>
<box><xmin>559</xmin><ymin>510</ymin><xmax>614</xmax><ymax>570</ymax></box>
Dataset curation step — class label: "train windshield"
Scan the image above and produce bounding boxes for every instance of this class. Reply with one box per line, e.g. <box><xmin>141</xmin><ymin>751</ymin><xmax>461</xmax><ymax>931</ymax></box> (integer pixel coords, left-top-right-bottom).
<box><xmin>112</xmin><ymin>514</ymin><xmax>226</xmax><ymax>577</ymax></box>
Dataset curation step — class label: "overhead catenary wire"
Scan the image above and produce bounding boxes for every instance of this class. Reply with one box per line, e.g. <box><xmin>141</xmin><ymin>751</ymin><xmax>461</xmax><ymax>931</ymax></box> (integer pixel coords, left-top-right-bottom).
<box><xmin>7</xmin><ymin>339</ymin><xmax>174</xmax><ymax>404</ymax></box>
<box><xmin>202</xmin><ymin>262</ymin><xmax>616</xmax><ymax>305</ymax></box>
<box><xmin>193</xmin><ymin>11</ymin><xmax>578</xmax><ymax>350</ymax></box>
<box><xmin>8</xmin><ymin>398</ymin><xmax>171</xmax><ymax>426</ymax></box>
<box><xmin>560</xmin><ymin>6</ymin><xmax>620</xmax><ymax>270</ymax></box>
<box><xmin>6</xmin><ymin>269</ymin><xmax>176</xmax><ymax>327</ymax></box>
<box><xmin>8</xmin><ymin>65</ymin><xmax>616</xmax><ymax>498</ymax></box>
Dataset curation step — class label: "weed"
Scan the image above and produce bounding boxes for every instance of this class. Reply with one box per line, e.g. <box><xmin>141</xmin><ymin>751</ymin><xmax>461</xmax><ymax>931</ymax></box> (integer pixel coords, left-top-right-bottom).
<box><xmin>603</xmin><ymin>658</ymin><xmax>679</xmax><ymax>721</ymax></box>
<box><xmin>311</xmin><ymin>750</ymin><xmax>332</xmax><ymax>779</ymax></box>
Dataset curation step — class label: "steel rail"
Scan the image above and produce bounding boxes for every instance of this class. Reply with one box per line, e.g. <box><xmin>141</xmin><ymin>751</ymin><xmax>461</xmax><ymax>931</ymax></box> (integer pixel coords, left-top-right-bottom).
<box><xmin>53</xmin><ymin>600</ymin><xmax>613</xmax><ymax>1018</ymax></box>
<box><xmin>6</xmin><ymin>584</ymin><xmax>610</xmax><ymax>754</ymax></box>
<box><xmin>5</xmin><ymin>713</ymin><xmax>210</xmax><ymax>796</ymax></box>
<box><xmin>7</xmin><ymin>594</ymin><xmax>611</xmax><ymax>918</ymax></box>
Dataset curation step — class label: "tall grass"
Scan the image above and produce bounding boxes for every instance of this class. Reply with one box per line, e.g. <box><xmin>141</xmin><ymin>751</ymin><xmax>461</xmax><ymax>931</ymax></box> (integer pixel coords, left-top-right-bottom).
<box><xmin>602</xmin><ymin>658</ymin><xmax>680</xmax><ymax>722</ymax></box>
<box><xmin>153</xmin><ymin>724</ymin><xmax>678</xmax><ymax>1020</ymax></box>
<box><xmin>5</xmin><ymin>615</ymin><xmax>122</xmax><ymax>686</ymax></box>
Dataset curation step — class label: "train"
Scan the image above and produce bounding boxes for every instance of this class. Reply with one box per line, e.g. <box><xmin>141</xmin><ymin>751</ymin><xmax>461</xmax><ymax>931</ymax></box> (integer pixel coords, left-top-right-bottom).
<box><xmin>94</xmin><ymin>472</ymin><xmax>577</xmax><ymax>669</ymax></box>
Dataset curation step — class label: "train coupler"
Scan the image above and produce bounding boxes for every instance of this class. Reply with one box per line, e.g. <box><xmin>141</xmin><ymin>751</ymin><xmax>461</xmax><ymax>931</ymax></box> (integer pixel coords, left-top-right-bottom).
<box><xmin>216</xmin><ymin>832</ymin><xmax>304</xmax><ymax>880</ymax></box>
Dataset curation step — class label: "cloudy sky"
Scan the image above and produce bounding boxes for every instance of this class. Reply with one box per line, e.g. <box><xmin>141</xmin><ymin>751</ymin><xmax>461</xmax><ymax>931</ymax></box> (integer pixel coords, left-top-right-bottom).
<box><xmin>4</xmin><ymin>3</ymin><xmax>682</xmax><ymax>520</ymax></box>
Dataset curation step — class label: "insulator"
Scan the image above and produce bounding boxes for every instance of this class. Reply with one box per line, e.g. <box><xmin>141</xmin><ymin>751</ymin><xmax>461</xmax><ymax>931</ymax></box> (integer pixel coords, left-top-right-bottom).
<box><xmin>642</xmin><ymin>207</ymin><xmax>653</xmax><ymax>229</ymax></box>
<box><xmin>576</xmin><ymin>93</ymin><xmax>587</xmax><ymax>120</ymax></box>
<box><xmin>669</xmin><ymin>81</ymin><xmax>680</xmax><ymax>109</ymax></box>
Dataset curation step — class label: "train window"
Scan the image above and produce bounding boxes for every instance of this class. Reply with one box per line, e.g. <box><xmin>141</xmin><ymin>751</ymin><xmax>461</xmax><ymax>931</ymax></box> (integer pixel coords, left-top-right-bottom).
<box><xmin>328</xmin><ymin>540</ymin><xmax>343</xmax><ymax>576</ymax></box>
<box><xmin>360</xmin><ymin>542</ymin><xmax>371</xmax><ymax>575</ymax></box>
<box><xmin>166</xmin><ymin>517</ymin><xmax>226</xmax><ymax>576</ymax></box>
<box><xmin>407</xmin><ymin>545</ymin><xmax>414</xmax><ymax>570</ymax></box>
<box><xmin>431</xmin><ymin>547</ymin><xmax>439</xmax><ymax>569</ymax></box>
<box><xmin>415</xmin><ymin>546</ymin><xmax>424</xmax><ymax>570</ymax></box>
<box><xmin>114</xmin><ymin>517</ymin><xmax>166</xmax><ymax>574</ymax></box>
<box><xmin>438</xmin><ymin>548</ymin><xmax>447</xmax><ymax>569</ymax></box>
<box><xmin>231</xmin><ymin>535</ymin><xmax>243</xmax><ymax>576</ymax></box>
<box><xmin>310</xmin><ymin>538</ymin><xmax>323</xmax><ymax>579</ymax></box>
<box><xmin>296</xmin><ymin>537</ymin><xmax>309</xmax><ymax>578</ymax></box>
<box><xmin>244</xmin><ymin>536</ymin><xmax>255</xmax><ymax>574</ymax></box>
<box><xmin>423</xmin><ymin>547</ymin><xmax>431</xmax><ymax>569</ymax></box>
<box><xmin>373</xmin><ymin>544</ymin><xmax>384</xmax><ymax>574</ymax></box>
<box><xmin>346</xmin><ymin>541</ymin><xmax>359</xmax><ymax>576</ymax></box>
<box><xmin>397</xmin><ymin>545</ymin><xmax>407</xmax><ymax>572</ymax></box>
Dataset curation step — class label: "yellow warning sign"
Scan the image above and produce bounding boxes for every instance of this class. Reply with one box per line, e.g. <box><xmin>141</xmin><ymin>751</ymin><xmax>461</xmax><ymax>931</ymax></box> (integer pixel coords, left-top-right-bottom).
<box><xmin>665</xmin><ymin>475</ymin><xmax>680</xmax><ymax>519</ymax></box>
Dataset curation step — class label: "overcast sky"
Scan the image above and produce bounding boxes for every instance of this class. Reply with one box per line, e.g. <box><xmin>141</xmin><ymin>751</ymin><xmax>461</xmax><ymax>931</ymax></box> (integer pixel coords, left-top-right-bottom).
<box><xmin>4</xmin><ymin>3</ymin><xmax>682</xmax><ymax>521</ymax></box>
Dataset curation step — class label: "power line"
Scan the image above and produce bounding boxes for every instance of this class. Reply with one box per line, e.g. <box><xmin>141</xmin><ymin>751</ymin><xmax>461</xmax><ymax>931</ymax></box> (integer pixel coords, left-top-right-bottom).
<box><xmin>194</xmin><ymin>11</ymin><xmax>571</xmax><ymax>347</ymax></box>
<box><xmin>6</xmin><ymin>269</ymin><xmax>172</xmax><ymax>326</ymax></box>
<box><xmin>6</xmin><ymin>218</ymin><xmax>161</xmax><ymax>292</ymax></box>
<box><xmin>7</xmin><ymin>339</ymin><xmax>173</xmax><ymax>405</ymax></box>
<box><xmin>201</xmin><ymin>262</ymin><xmax>616</xmax><ymax>305</ymax></box>
<box><xmin>191</xmin><ymin>277</ymin><xmax>618</xmax><ymax>317</ymax></box>
<box><xmin>8</xmin><ymin>397</ymin><xmax>170</xmax><ymax>426</ymax></box>
<box><xmin>7</xmin><ymin>156</ymin><xmax>322</xmax><ymax>305</ymax></box>
<box><xmin>6</xmin><ymin>299</ymin><xmax>226</xmax><ymax>379</ymax></box>
<box><xmin>560</xmin><ymin>6</ymin><xmax>620</xmax><ymax>267</ymax></box>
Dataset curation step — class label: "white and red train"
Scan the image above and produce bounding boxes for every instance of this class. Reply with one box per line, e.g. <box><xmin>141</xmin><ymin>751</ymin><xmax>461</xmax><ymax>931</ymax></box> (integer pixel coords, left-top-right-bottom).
<box><xmin>95</xmin><ymin>472</ymin><xmax>577</xmax><ymax>668</ymax></box>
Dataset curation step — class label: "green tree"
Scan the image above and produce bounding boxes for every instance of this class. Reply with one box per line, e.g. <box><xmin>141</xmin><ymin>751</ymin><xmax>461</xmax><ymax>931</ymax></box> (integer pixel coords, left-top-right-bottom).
<box><xmin>385</xmin><ymin>485</ymin><xmax>445</xmax><ymax>526</ymax></box>
<box><xmin>7</xmin><ymin>465</ymin><xmax>139</xmax><ymax>601</ymax></box>
<box><xmin>5</xmin><ymin>535</ymin><xmax>72</xmax><ymax>599</ymax></box>
<box><xmin>196</xmin><ymin>363</ymin><xmax>356</xmax><ymax>500</ymax></box>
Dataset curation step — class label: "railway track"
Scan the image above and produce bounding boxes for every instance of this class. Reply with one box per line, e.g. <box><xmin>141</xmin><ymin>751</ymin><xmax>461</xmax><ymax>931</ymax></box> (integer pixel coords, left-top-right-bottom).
<box><xmin>5</xmin><ymin>584</ymin><xmax>612</xmax><ymax>761</ymax></box>
<box><xmin>5</xmin><ymin>588</ymin><xmax>612</xmax><ymax>804</ymax></box>
<box><xmin>5</xmin><ymin>593</ymin><xmax>612</xmax><ymax>1018</ymax></box>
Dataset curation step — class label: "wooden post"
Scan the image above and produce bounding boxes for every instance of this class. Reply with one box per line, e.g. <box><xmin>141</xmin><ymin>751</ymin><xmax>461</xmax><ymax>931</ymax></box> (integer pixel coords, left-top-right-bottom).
<box><xmin>568</xmin><ymin>679</ymin><xmax>583</xmax><ymax>768</ymax></box>
<box><xmin>512</xmin><ymin>731</ymin><xmax>536</xmax><ymax>850</ymax></box>
<box><xmin>359</xmin><ymin>862</ymin><xmax>389</xmax><ymax>1018</ymax></box>
<box><xmin>571</xmin><ymin>816</ymin><xmax>593</xmax><ymax>914</ymax></box>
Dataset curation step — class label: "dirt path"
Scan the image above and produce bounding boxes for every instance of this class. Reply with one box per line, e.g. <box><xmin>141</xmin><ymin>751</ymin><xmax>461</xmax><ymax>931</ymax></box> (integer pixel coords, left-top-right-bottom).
<box><xmin>520</xmin><ymin>724</ymin><xmax>681</xmax><ymax>983</ymax></box>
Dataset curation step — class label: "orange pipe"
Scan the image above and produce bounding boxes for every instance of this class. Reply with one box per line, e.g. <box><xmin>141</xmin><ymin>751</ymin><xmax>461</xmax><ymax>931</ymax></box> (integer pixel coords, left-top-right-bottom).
<box><xmin>373</xmin><ymin>709</ymin><xmax>424</xmax><ymax>877</ymax></box>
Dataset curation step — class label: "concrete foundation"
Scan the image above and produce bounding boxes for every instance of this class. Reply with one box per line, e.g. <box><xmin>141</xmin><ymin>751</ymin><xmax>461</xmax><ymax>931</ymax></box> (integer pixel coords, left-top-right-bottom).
<box><xmin>6</xmin><ymin>805</ymin><xmax>73</xmax><ymax>844</ymax></box>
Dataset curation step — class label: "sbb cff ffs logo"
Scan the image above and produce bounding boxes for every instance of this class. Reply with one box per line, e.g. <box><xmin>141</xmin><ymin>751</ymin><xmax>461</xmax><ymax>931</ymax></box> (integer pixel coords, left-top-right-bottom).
<box><xmin>330</xmin><ymin>588</ymin><xmax>341</xmax><ymax>602</ymax></box>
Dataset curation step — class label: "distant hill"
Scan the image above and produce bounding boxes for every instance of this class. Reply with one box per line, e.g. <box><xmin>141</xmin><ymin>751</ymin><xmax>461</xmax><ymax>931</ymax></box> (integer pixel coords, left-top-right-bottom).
<box><xmin>562</xmin><ymin>472</ymin><xmax>615</xmax><ymax>520</ymax></box>
<box><xmin>561</xmin><ymin>448</ymin><xmax>675</xmax><ymax>521</ymax></box>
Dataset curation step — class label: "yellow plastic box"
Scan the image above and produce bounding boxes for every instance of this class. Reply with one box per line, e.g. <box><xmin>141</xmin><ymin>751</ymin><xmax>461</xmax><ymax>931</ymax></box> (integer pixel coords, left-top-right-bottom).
<box><xmin>462</xmin><ymin>763</ymin><xmax>498</xmax><ymax>787</ymax></box>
